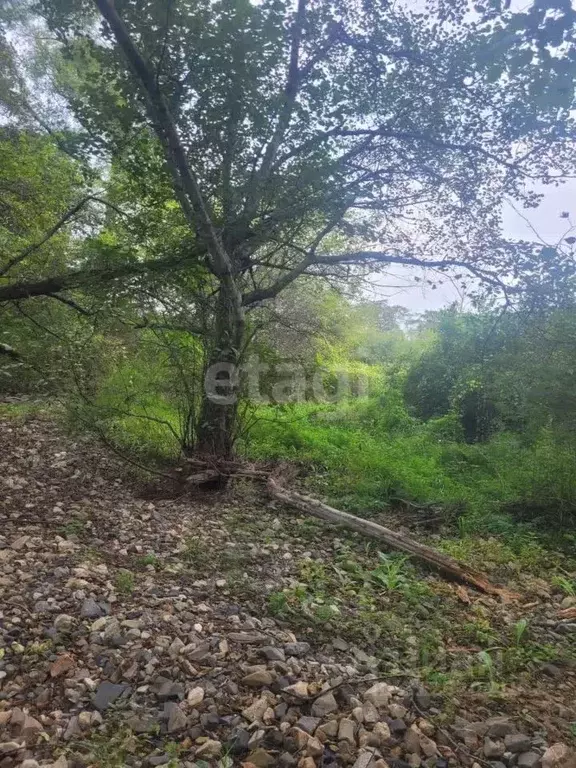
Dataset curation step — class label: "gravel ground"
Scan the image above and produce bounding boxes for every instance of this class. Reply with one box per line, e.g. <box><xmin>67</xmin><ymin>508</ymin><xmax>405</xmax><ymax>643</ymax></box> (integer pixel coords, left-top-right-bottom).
<box><xmin>1</xmin><ymin>415</ymin><xmax>575</xmax><ymax>768</ymax></box>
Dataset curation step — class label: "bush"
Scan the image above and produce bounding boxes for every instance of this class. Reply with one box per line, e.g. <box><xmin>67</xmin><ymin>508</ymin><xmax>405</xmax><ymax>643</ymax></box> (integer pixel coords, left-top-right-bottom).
<box><xmin>244</xmin><ymin>397</ymin><xmax>576</xmax><ymax>532</ymax></box>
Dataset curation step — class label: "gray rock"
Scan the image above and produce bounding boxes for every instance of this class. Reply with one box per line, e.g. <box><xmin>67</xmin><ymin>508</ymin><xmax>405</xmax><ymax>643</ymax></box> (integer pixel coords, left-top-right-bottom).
<box><xmin>542</xmin><ymin>743</ymin><xmax>573</xmax><ymax>768</ymax></box>
<box><xmin>0</xmin><ymin>742</ymin><xmax>22</xmax><ymax>756</ymax></box>
<box><xmin>259</xmin><ymin>646</ymin><xmax>286</xmax><ymax>662</ymax></box>
<box><xmin>242</xmin><ymin>696</ymin><xmax>270</xmax><ymax>723</ymax></box>
<box><xmin>33</xmin><ymin>601</ymin><xmax>52</xmax><ymax>614</ymax></box>
<box><xmin>541</xmin><ymin>664</ymin><xmax>562</xmax><ymax>678</ymax></box>
<box><xmin>389</xmin><ymin>704</ymin><xmax>408</xmax><ymax>719</ymax></box>
<box><xmin>284</xmin><ymin>642</ymin><xmax>311</xmax><ymax>657</ymax></box>
<box><xmin>242</xmin><ymin>670</ymin><xmax>275</xmax><ymax>687</ymax></box>
<box><xmin>352</xmin><ymin>749</ymin><xmax>379</xmax><ymax>768</ymax></box>
<box><xmin>54</xmin><ymin>614</ymin><xmax>75</xmax><ymax>632</ymax></box>
<box><xmin>93</xmin><ymin>681</ymin><xmax>130</xmax><ymax>711</ymax></box>
<box><xmin>147</xmin><ymin>754</ymin><xmax>170</xmax><ymax>766</ymax></box>
<box><xmin>125</xmin><ymin>714</ymin><xmax>159</xmax><ymax>734</ymax></box>
<box><xmin>404</xmin><ymin>726</ymin><xmax>421</xmax><ymax>755</ymax></box>
<box><xmin>246</xmin><ymin>747</ymin><xmax>276</xmax><ymax>767</ymax></box>
<box><xmin>351</xmin><ymin>646</ymin><xmax>378</xmax><ymax>668</ymax></box>
<box><xmin>372</xmin><ymin>721</ymin><xmax>391</xmax><ymax>746</ymax></box>
<box><xmin>414</xmin><ymin>686</ymin><xmax>432</xmax><ymax>710</ymax></box>
<box><xmin>21</xmin><ymin>714</ymin><xmax>43</xmax><ymax>746</ymax></box>
<box><xmin>332</xmin><ymin>637</ymin><xmax>350</xmax><ymax>651</ymax></box>
<box><xmin>486</xmin><ymin>717</ymin><xmax>516</xmax><ymax>738</ymax></box>
<box><xmin>484</xmin><ymin>737</ymin><xmax>506</xmax><ymax>759</ymax></box>
<box><xmin>168</xmin><ymin>637</ymin><xmax>185</xmax><ymax>658</ymax></box>
<box><xmin>363</xmin><ymin>682</ymin><xmax>391</xmax><ymax>708</ymax></box>
<box><xmin>518</xmin><ymin>753</ymin><xmax>543</xmax><ymax>768</ymax></box>
<box><xmin>166</xmin><ymin>703</ymin><xmax>187</xmax><ymax>733</ymax></box>
<box><xmin>505</xmin><ymin>734</ymin><xmax>532</xmax><ymax>753</ymax></box>
<box><xmin>151</xmin><ymin>677</ymin><xmax>185</xmax><ymax>700</ymax></box>
<box><xmin>186</xmin><ymin>686</ymin><xmax>205</xmax><ymax>707</ymax></box>
<box><xmin>362</xmin><ymin>700</ymin><xmax>379</xmax><ymax>724</ymax></box>
<box><xmin>227</xmin><ymin>727</ymin><xmax>251</xmax><ymax>754</ymax></box>
<box><xmin>81</xmin><ymin>598</ymin><xmax>104</xmax><ymax>619</ymax></box>
<box><xmin>186</xmin><ymin>642</ymin><xmax>212</xmax><ymax>661</ymax></box>
<box><xmin>102</xmin><ymin>618</ymin><xmax>124</xmax><ymax>647</ymax></box>
<box><xmin>200</xmin><ymin>712</ymin><xmax>221</xmax><ymax>731</ymax></box>
<box><xmin>228</xmin><ymin>632</ymin><xmax>269</xmax><ymax>644</ymax></box>
<box><xmin>317</xmin><ymin>719</ymin><xmax>339</xmax><ymax>739</ymax></box>
<box><xmin>296</xmin><ymin>716</ymin><xmax>321</xmax><ymax>734</ymax></box>
<box><xmin>195</xmin><ymin>739</ymin><xmax>222</xmax><ymax>759</ymax></box>
<box><xmin>311</xmin><ymin>691</ymin><xmax>338</xmax><ymax>718</ymax></box>
<box><xmin>63</xmin><ymin>716</ymin><xmax>82</xmax><ymax>741</ymax></box>
<box><xmin>338</xmin><ymin>717</ymin><xmax>356</xmax><ymax>744</ymax></box>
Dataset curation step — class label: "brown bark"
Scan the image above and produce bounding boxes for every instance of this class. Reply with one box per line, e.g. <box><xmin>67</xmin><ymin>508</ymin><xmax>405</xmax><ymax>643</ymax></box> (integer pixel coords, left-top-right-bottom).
<box><xmin>194</xmin><ymin>286</ymin><xmax>246</xmax><ymax>458</ymax></box>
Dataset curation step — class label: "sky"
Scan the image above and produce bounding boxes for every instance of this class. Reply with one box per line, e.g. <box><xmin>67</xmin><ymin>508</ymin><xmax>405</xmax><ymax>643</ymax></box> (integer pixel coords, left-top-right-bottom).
<box><xmin>367</xmin><ymin>0</ymin><xmax>576</xmax><ymax>313</ymax></box>
<box><xmin>368</xmin><ymin>180</ymin><xmax>576</xmax><ymax>313</ymax></box>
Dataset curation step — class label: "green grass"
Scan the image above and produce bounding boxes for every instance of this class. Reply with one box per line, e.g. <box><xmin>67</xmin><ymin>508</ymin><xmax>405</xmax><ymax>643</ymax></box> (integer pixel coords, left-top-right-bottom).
<box><xmin>76</xmin><ymin>383</ymin><xmax>576</xmax><ymax>550</ymax></box>
<box><xmin>114</xmin><ymin>569</ymin><xmax>136</xmax><ymax>594</ymax></box>
<box><xmin>0</xmin><ymin>401</ymin><xmax>49</xmax><ymax>420</ymax></box>
<box><xmin>242</xmin><ymin>400</ymin><xmax>576</xmax><ymax>538</ymax></box>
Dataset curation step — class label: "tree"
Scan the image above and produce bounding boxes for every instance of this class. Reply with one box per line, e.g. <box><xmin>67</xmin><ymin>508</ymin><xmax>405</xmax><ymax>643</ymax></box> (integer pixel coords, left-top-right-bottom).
<box><xmin>1</xmin><ymin>0</ymin><xmax>575</xmax><ymax>456</ymax></box>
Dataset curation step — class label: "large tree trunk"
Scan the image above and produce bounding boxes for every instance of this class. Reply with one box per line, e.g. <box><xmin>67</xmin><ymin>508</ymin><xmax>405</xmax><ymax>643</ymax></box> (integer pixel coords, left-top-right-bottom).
<box><xmin>194</xmin><ymin>285</ymin><xmax>245</xmax><ymax>458</ymax></box>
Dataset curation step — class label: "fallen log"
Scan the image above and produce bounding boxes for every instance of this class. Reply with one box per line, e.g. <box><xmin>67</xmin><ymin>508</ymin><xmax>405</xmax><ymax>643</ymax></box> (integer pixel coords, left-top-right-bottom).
<box><xmin>267</xmin><ymin>476</ymin><xmax>520</xmax><ymax>601</ymax></box>
<box><xmin>178</xmin><ymin>457</ymin><xmax>518</xmax><ymax>600</ymax></box>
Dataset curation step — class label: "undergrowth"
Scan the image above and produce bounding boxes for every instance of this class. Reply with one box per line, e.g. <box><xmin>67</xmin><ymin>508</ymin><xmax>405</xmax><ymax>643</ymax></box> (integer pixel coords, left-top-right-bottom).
<box><xmin>241</xmin><ymin>399</ymin><xmax>576</xmax><ymax>540</ymax></box>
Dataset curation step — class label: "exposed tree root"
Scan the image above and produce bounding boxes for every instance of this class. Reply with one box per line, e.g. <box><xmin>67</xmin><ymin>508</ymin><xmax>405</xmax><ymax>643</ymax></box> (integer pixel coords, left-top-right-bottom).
<box><xmin>182</xmin><ymin>458</ymin><xmax>520</xmax><ymax>601</ymax></box>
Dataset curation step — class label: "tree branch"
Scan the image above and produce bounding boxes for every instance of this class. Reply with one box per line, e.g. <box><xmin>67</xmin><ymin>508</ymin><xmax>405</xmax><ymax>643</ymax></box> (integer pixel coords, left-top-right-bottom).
<box><xmin>132</xmin><ymin>318</ymin><xmax>205</xmax><ymax>336</ymax></box>
<box><xmin>244</xmin><ymin>0</ymin><xmax>307</xmax><ymax>216</ymax></box>
<box><xmin>93</xmin><ymin>0</ymin><xmax>240</xmax><ymax>326</ymax></box>
<box><xmin>274</xmin><ymin>125</ymin><xmax>522</xmax><ymax>175</ymax></box>
<box><xmin>0</xmin><ymin>195</ymin><xmax>127</xmax><ymax>278</ymax></box>
<box><xmin>242</xmin><ymin>251</ymin><xmax>511</xmax><ymax>305</ymax></box>
<box><xmin>47</xmin><ymin>293</ymin><xmax>92</xmax><ymax>316</ymax></box>
<box><xmin>0</xmin><ymin>244</ymin><xmax>207</xmax><ymax>303</ymax></box>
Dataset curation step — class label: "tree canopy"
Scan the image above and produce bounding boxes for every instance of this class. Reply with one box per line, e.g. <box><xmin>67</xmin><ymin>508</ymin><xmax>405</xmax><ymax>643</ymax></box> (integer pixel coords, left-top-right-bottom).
<box><xmin>1</xmin><ymin>0</ymin><xmax>575</xmax><ymax>453</ymax></box>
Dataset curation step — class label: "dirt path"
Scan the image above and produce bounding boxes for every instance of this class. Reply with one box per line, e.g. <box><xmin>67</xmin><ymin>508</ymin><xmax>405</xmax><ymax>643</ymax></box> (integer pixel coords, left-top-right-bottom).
<box><xmin>0</xmin><ymin>415</ymin><xmax>574</xmax><ymax>767</ymax></box>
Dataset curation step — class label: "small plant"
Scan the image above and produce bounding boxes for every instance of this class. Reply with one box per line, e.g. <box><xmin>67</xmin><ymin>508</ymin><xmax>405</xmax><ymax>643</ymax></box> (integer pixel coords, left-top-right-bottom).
<box><xmin>268</xmin><ymin>590</ymin><xmax>289</xmax><ymax>616</ymax></box>
<box><xmin>138</xmin><ymin>553</ymin><xmax>160</xmax><ymax>567</ymax></box>
<box><xmin>457</xmin><ymin>515</ymin><xmax>473</xmax><ymax>539</ymax></box>
<box><xmin>513</xmin><ymin>618</ymin><xmax>529</xmax><ymax>646</ymax></box>
<box><xmin>182</xmin><ymin>536</ymin><xmax>210</xmax><ymax>567</ymax></box>
<box><xmin>72</xmin><ymin>726</ymin><xmax>141</xmax><ymax>767</ymax></box>
<box><xmin>461</xmin><ymin>616</ymin><xmax>498</xmax><ymax>647</ymax></box>
<box><xmin>313</xmin><ymin>601</ymin><xmax>341</xmax><ymax>622</ymax></box>
<box><xmin>115</xmin><ymin>569</ymin><xmax>135</xmax><ymax>594</ymax></box>
<box><xmin>60</xmin><ymin>518</ymin><xmax>86</xmax><ymax>537</ymax></box>
<box><xmin>370</xmin><ymin>553</ymin><xmax>409</xmax><ymax>591</ymax></box>
<box><xmin>164</xmin><ymin>740</ymin><xmax>182</xmax><ymax>768</ymax></box>
<box><xmin>475</xmin><ymin>650</ymin><xmax>500</xmax><ymax>692</ymax></box>
<box><xmin>24</xmin><ymin>640</ymin><xmax>53</xmax><ymax>657</ymax></box>
<box><xmin>552</xmin><ymin>575</ymin><xmax>576</xmax><ymax>596</ymax></box>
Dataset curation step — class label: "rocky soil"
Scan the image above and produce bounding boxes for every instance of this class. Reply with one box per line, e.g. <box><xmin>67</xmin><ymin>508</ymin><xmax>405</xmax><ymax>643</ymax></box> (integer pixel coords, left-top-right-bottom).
<box><xmin>0</xmin><ymin>415</ymin><xmax>575</xmax><ymax>768</ymax></box>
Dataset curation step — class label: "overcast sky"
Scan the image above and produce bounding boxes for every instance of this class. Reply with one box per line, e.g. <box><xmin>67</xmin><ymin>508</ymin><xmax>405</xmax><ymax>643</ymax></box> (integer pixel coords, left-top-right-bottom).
<box><xmin>367</xmin><ymin>0</ymin><xmax>576</xmax><ymax>313</ymax></box>
<box><xmin>367</xmin><ymin>180</ymin><xmax>576</xmax><ymax>313</ymax></box>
